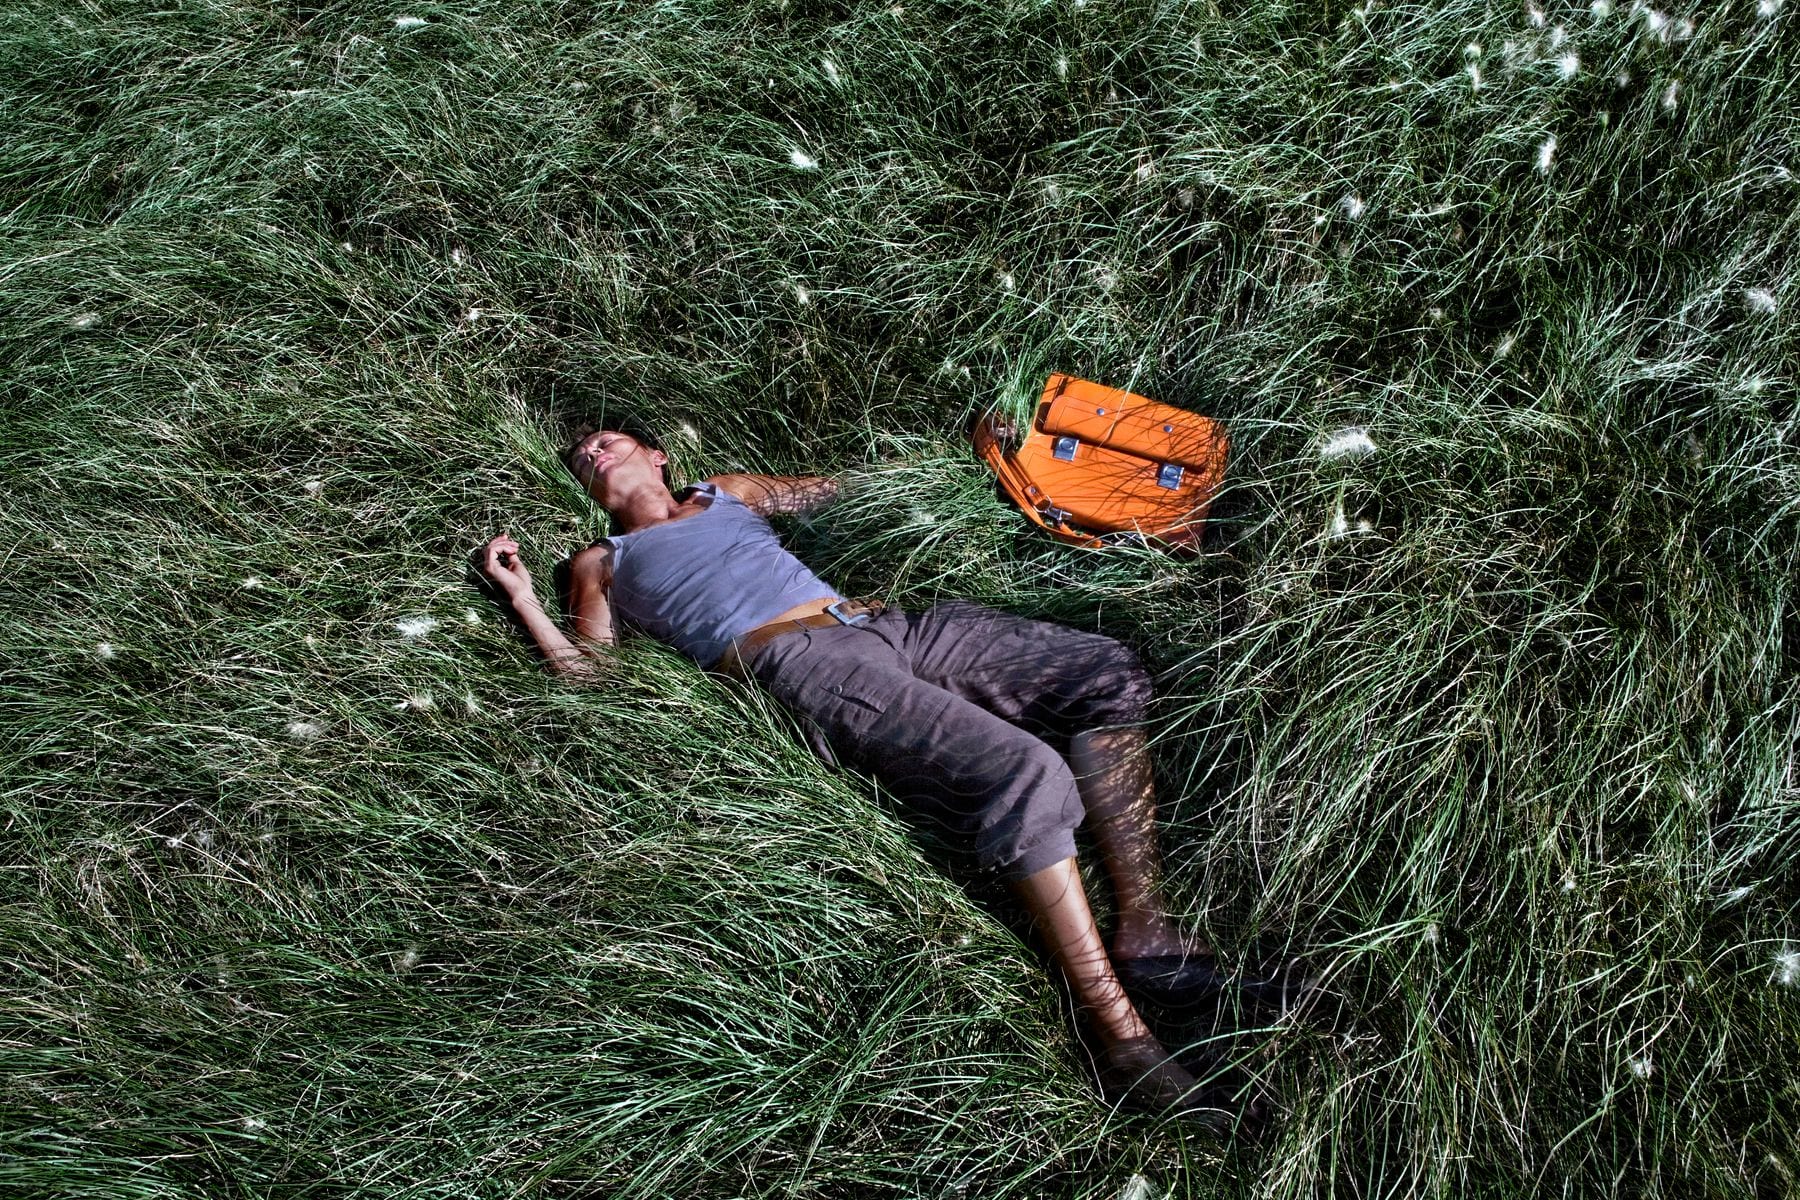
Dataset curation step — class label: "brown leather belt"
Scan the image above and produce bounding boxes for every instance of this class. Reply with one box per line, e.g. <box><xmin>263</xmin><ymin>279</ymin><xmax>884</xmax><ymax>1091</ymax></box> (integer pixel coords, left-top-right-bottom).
<box><xmin>713</xmin><ymin>598</ymin><xmax>887</xmax><ymax>682</ymax></box>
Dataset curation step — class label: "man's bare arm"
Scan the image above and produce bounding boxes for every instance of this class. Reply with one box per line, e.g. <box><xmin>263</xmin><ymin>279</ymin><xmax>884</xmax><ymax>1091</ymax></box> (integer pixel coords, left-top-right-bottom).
<box><xmin>707</xmin><ymin>473</ymin><xmax>841</xmax><ymax>518</ymax></box>
<box><xmin>475</xmin><ymin>533</ymin><xmax>608</xmax><ymax>682</ymax></box>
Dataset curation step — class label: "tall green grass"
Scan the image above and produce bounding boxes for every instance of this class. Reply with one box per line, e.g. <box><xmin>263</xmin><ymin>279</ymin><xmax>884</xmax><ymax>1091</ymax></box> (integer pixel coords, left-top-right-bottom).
<box><xmin>3</xmin><ymin>0</ymin><xmax>1795</xmax><ymax>1195</ymax></box>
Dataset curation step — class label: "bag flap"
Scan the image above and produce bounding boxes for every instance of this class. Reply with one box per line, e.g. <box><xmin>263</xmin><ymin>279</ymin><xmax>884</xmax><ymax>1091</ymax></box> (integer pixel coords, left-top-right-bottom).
<box><xmin>1036</xmin><ymin>375</ymin><xmax>1224</xmax><ymax>471</ymax></box>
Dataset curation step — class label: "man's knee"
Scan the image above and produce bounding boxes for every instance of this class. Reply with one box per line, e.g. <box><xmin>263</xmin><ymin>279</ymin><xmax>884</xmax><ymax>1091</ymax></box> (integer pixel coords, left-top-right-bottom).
<box><xmin>970</xmin><ymin>737</ymin><xmax>1088</xmax><ymax>880</ymax></box>
<box><xmin>1077</xmin><ymin>640</ymin><xmax>1153</xmax><ymax>730</ymax></box>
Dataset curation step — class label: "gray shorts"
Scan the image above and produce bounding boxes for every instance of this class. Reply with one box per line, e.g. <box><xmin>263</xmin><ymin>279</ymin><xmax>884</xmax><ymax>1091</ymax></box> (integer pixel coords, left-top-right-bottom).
<box><xmin>736</xmin><ymin>600</ymin><xmax>1153</xmax><ymax>882</ymax></box>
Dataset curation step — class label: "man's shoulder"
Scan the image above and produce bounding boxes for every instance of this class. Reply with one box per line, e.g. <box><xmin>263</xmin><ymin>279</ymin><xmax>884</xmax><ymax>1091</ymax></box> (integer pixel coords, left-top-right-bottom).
<box><xmin>700</xmin><ymin>473</ymin><xmax>778</xmax><ymax>511</ymax></box>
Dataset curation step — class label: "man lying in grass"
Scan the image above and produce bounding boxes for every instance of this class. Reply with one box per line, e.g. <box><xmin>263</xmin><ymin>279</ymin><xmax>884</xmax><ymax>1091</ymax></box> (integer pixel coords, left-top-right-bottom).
<box><xmin>476</xmin><ymin>421</ymin><xmax>1283</xmax><ymax>1126</ymax></box>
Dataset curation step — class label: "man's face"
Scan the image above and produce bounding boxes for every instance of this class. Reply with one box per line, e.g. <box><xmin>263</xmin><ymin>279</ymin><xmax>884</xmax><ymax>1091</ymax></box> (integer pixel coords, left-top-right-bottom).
<box><xmin>565</xmin><ymin>430</ymin><xmax>666</xmax><ymax>496</ymax></box>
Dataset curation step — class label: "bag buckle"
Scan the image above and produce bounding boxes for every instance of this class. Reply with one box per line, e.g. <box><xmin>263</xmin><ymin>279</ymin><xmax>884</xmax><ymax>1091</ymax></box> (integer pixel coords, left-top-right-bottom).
<box><xmin>1052</xmin><ymin>435</ymin><xmax>1079</xmax><ymax>462</ymax></box>
<box><xmin>826</xmin><ymin>599</ymin><xmax>874</xmax><ymax>626</ymax></box>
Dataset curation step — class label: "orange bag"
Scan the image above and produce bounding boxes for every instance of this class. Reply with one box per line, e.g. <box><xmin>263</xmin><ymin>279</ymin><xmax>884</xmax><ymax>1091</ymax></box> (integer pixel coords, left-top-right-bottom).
<box><xmin>972</xmin><ymin>373</ymin><xmax>1228</xmax><ymax>551</ymax></box>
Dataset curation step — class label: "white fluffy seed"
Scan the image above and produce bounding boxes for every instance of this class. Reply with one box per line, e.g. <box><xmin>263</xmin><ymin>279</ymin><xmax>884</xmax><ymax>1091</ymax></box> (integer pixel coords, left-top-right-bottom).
<box><xmin>287</xmin><ymin>720</ymin><xmax>323</xmax><ymax>742</ymax></box>
<box><xmin>396</xmin><ymin>616</ymin><xmax>437</xmax><ymax>639</ymax></box>
<box><xmin>95</xmin><ymin>642</ymin><xmax>116</xmax><ymax>660</ymax></box>
<box><xmin>1775</xmin><ymin>947</ymin><xmax>1800</xmax><ymax>987</ymax></box>
<box><xmin>1537</xmin><ymin>134</ymin><xmax>1558</xmax><ymax>174</ymax></box>
<box><xmin>789</xmin><ymin>149</ymin><xmax>818</xmax><ymax>170</ymax></box>
<box><xmin>1319</xmin><ymin>427</ymin><xmax>1379</xmax><ymax>459</ymax></box>
<box><xmin>1745</xmin><ymin>288</ymin><xmax>1778</xmax><ymax>314</ymax></box>
<box><xmin>393</xmin><ymin>16</ymin><xmax>426</xmax><ymax>29</ymax></box>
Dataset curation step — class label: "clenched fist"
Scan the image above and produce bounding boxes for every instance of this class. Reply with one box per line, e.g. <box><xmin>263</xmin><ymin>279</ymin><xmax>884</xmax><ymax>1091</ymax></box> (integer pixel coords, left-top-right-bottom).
<box><xmin>477</xmin><ymin>532</ymin><xmax>536</xmax><ymax>606</ymax></box>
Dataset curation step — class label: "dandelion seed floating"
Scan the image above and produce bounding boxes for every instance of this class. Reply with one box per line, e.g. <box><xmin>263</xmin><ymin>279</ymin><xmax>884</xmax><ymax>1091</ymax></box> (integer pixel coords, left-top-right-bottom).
<box><xmin>1591</xmin><ymin>0</ymin><xmax>1611</xmax><ymax>15</ymax></box>
<box><xmin>1537</xmin><ymin>134</ymin><xmax>1558</xmax><ymax>174</ymax></box>
<box><xmin>399</xmin><ymin>693</ymin><xmax>435</xmax><ymax>712</ymax></box>
<box><xmin>68</xmin><ymin>311</ymin><xmax>101</xmax><ymax>330</ymax></box>
<box><xmin>792</xmin><ymin>284</ymin><xmax>810</xmax><ymax>306</ymax></box>
<box><xmin>1774</xmin><ymin>947</ymin><xmax>1800</xmax><ymax>986</ymax></box>
<box><xmin>1662</xmin><ymin>80</ymin><xmax>1680</xmax><ymax>111</ymax></box>
<box><xmin>1722</xmin><ymin>884</ymin><xmax>1753</xmax><ymax>903</ymax></box>
<box><xmin>1550</xmin><ymin>23</ymin><xmax>1567</xmax><ymax>48</ymax></box>
<box><xmin>393</xmin><ymin>16</ymin><xmax>426</xmax><ymax>29</ymax></box>
<box><xmin>821</xmin><ymin>56</ymin><xmax>840</xmax><ymax>85</ymax></box>
<box><xmin>396</xmin><ymin>616</ymin><xmax>438</xmax><ymax>639</ymax></box>
<box><xmin>1423</xmin><ymin>922</ymin><xmax>1441</xmax><ymax>946</ymax></box>
<box><xmin>1342</xmin><ymin>195</ymin><xmax>1366</xmax><ymax>219</ymax></box>
<box><xmin>302</xmin><ymin>479</ymin><xmax>324</xmax><ymax>496</ymax></box>
<box><xmin>1495</xmin><ymin>332</ymin><xmax>1518</xmax><ymax>359</ymax></box>
<box><xmin>1467</xmin><ymin>62</ymin><xmax>1483</xmax><ymax>91</ymax></box>
<box><xmin>1527</xmin><ymin>1</ymin><xmax>1546</xmax><ymax>27</ymax></box>
<box><xmin>1628</xmin><ymin>1056</ymin><xmax>1653</xmax><ymax>1079</ymax></box>
<box><xmin>789</xmin><ymin>149</ymin><xmax>819</xmax><ymax>170</ymax></box>
<box><xmin>1319</xmin><ymin>427</ymin><xmax>1378</xmax><ymax>459</ymax></box>
<box><xmin>95</xmin><ymin>642</ymin><xmax>116</xmax><ymax>660</ymax></box>
<box><xmin>287</xmin><ymin>720</ymin><xmax>323</xmax><ymax>742</ymax></box>
<box><xmin>1746</xmin><ymin>287</ymin><xmax>1778</xmax><ymax>314</ymax></box>
<box><xmin>678</xmin><ymin>421</ymin><xmax>701</xmax><ymax>445</ymax></box>
<box><xmin>1558</xmin><ymin>53</ymin><xmax>1579</xmax><ymax>79</ymax></box>
<box><xmin>999</xmin><ymin>271</ymin><xmax>1016</xmax><ymax>292</ymax></box>
<box><xmin>1757</xmin><ymin>0</ymin><xmax>1783</xmax><ymax>16</ymax></box>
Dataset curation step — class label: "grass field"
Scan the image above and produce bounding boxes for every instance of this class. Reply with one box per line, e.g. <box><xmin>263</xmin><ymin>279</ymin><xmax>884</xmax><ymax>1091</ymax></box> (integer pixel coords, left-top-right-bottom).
<box><xmin>4</xmin><ymin>0</ymin><xmax>1798</xmax><ymax>1195</ymax></box>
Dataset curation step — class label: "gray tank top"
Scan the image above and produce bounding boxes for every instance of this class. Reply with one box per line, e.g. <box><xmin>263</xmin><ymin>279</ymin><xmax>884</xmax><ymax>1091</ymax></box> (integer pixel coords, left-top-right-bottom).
<box><xmin>603</xmin><ymin>481</ymin><xmax>841</xmax><ymax>669</ymax></box>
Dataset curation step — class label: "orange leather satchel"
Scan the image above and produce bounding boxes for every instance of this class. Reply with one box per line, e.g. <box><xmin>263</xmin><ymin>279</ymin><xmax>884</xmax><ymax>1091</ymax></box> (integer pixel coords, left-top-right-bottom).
<box><xmin>972</xmin><ymin>373</ymin><xmax>1228</xmax><ymax>551</ymax></box>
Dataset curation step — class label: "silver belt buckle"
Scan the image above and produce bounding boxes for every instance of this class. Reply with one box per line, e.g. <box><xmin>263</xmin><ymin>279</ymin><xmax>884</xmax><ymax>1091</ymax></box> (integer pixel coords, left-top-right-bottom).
<box><xmin>826</xmin><ymin>599</ymin><xmax>872</xmax><ymax>626</ymax></box>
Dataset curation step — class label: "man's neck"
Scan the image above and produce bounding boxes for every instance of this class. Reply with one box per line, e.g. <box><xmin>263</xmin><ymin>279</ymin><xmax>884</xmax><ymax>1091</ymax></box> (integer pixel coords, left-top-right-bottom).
<box><xmin>608</xmin><ymin>481</ymin><xmax>693</xmax><ymax>534</ymax></box>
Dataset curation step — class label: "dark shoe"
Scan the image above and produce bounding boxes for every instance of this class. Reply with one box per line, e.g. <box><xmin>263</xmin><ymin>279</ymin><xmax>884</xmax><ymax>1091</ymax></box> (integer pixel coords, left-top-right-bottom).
<box><xmin>1117</xmin><ymin>952</ymin><xmax>1317</xmax><ymax>1022</ymax></box>
<box><xmin>1097</xmin><ymin>1036</ymin><xmax>1233</xmax><ymax>1131</ymax></box>
<box><xmin>1114</xmin><ymin>953</ymin><xmax>1235</xmax><ymax>1009</ymax></box>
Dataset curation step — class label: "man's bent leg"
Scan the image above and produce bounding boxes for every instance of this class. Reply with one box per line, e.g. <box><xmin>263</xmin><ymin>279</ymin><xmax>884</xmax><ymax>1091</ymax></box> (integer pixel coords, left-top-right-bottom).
<box><xmin>1068</xmin><ymin>726</ymin><xmax>1212</xmax><ymax>963</ymax></box>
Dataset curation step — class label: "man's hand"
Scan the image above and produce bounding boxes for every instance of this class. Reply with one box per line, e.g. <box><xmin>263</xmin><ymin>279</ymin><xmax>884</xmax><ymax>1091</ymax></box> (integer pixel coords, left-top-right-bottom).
<box><xmin>478</xmin><ymin>532</ymin><xmax>537</xmax><ymax>607</ymax></box>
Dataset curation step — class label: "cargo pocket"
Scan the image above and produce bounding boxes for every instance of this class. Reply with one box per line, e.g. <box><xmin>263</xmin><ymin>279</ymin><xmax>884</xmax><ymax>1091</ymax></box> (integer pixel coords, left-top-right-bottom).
<box><xmin>793</xmin><ymin>661</ymin><xmax>902</xmax><ymax>773</ymax></box>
